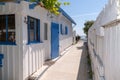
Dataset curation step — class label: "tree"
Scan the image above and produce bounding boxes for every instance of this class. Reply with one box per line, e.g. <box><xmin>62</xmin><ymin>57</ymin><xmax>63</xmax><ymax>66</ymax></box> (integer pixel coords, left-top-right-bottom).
<box><xmin>30</xmin><ymin>0</ymin><xmax>69</xmax><ymax>15</ymax></box>
<box><xmin>83</xmin><ymin>20</ymin><xmax>94</xmax><ymax>36</ymax></box>
<box><xmin>0</xmin><ymin>0</ymin><xmax>69</xmax><ymax>15</ymax></box>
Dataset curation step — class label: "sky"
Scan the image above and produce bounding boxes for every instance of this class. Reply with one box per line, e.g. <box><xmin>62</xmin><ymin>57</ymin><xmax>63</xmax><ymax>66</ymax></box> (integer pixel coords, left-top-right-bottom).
<box><xmin>61</xmin><ymin>0</ymin><xmax>108</xmax><ymax>36</ymax></box>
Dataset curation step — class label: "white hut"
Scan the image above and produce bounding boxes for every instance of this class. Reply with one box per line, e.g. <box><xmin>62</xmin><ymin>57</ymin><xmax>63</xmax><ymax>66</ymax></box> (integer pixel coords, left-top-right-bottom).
<box><xmin>0</xmin><ymin>1</ymin><xmax>76</xmax><ymax>80</ymax></box>
<box><xmin>88</xmin><ymin>0</ymin><xmax>120</xmax><ymax>80</ymax></box>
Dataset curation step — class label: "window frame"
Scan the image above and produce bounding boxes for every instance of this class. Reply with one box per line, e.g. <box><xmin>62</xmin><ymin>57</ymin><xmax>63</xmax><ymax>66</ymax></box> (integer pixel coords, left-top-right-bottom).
<box><xmin>65</xmin><ymin>26</ymin><xmax>68</xmax><ymax>35</ymax></box>
<box><xmin>60</xmin><ymin>24</ymin><xmax>68</xmax><ymax>35</ymax></box>
<box><xmin>0</xmin><ymin>14</ymin><xmax>16</xmax><ymax>45</ymax></box>
<box><xmin>27</xmin><ymin>16</ymin><xmax>41</xmax><ymax>44</ymax></box>
<box><xmin>44</xmin><ymin>23</ymin><xmax>48</xmax><ymax>40</ymax></box>
<box><xmin>60</xmin><ymin>24</ymin><xmax>63</xmax><ymax>35</ymax></box>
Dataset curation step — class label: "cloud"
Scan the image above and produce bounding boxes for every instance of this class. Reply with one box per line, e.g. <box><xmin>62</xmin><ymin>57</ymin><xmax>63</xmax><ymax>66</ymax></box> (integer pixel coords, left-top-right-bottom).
<box><xmin>71</xmin><ymin>12</ymin><xmax>99</xmax><ymax>18</ymax></box>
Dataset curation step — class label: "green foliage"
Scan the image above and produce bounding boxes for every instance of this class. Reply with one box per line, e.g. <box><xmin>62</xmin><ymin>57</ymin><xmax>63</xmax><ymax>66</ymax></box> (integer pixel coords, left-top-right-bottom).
<box><xmin>87</xmin><ymin>53</ymin><xmax>93</xmax><ymax>79</ymax></box>
<box><xmin>42</xmin><ymin>0</ymin><xmax>60</xmax><ymax>15</ymax></box>
<box><xmin>83</xmin><ymin>20</ymin><xmax>94</xmax><ymax>36</ymax></box>
<box><xmin>30</xmin><ymin>0</ymin><xmax>69</xmax><ymax>15</ymax></box>
<box><xmin>42</xmin><ymin>0</ymin><xmax>69</xmax><ymax>15</ymax></box>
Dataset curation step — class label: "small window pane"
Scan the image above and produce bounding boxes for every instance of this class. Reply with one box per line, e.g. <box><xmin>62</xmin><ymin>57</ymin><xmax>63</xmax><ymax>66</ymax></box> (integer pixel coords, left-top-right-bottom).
<box><xmin>60</xmin><ymin>24</ymin><xmax>62</xmax><ymax>34</ymax></box>
<box><xmin>8</xmin><ymin>15</ymin><xmax>15</xmax><ymax>29</ymax></box>
<box><xmin>29</xmin><ymin>17</ymin><xmax>35</xmax><ymax>42</ymax></box>
<box><xmin>44</xmin><ymin>23</ymin><xmax>48</xmax><ymax>40</ymax></box>
<box><xmin>28</xmin><ymin>16</ymin><xmax>40</xmax><ymax>43</ymax></box>
<box><xmin>8</xmin><ymin>14</ymin><xmax>15</xmax><ymax>42</ymax></box>
<box><xmin>65</xmin><ymin>26</ymin><xmax>68</xmax><ymax>35</ymax></box>
<box><xmin>0</xmin><ymin>15</ymin><xmax>6</xmax><ymax>42</ymax></box>
<box><xmin>35</xmin><ymin>20</ymin><xmax>38</xmax><ymax>41</ymax></box>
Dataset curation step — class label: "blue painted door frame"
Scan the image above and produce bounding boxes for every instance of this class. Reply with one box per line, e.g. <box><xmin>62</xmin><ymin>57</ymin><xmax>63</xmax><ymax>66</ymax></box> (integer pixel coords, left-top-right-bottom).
<box><xmin>51</xmin><ymin>22</ymin><xmax>59</xmax><ymax>59</ymax></box>
<box><xmin>0</xmin><ymin>54</ymin><xmax>4</xmax><ymax>67</ymax></box>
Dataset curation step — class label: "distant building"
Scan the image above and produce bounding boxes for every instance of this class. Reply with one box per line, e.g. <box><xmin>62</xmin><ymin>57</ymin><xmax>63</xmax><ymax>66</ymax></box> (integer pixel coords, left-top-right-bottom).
<box><xmin>88</xmin><ymin>0</ymin><xmax>120</xmax><ymax>80</ymax></box>
<box><xmin>0</xmin><ymin>1</ymin><xmax>76</xmax><ymax>80</ymax></box>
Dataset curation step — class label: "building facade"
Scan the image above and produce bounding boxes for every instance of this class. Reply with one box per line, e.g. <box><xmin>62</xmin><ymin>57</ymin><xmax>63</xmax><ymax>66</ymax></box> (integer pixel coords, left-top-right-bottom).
<box><xmin>0</xmin><ymin>1</ymin><xmax>76</xmax><ymax>80</ymax></box>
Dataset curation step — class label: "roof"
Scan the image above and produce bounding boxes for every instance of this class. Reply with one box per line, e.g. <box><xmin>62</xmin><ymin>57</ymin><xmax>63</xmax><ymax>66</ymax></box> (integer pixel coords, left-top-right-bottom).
<box><xmin>29</xmin><ymin>3</ymin><xmax>76</xmax><ymax>25</ymax></box>
<box><xmin>0</xmin><ymin>1</ymin><xmax>76</xmax><ymax>25</ymax></box>
<box><xmin>59</xmin><ymin>8</ymin><xmax>76</xmax><ymax>25</ymax></box>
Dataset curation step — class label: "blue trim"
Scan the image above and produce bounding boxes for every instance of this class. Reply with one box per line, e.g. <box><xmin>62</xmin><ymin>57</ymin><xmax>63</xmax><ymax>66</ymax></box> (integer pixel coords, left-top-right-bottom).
<box><xmin>34</xmin><ymin>19</ymin><xmax>36</xmax><ymax>40</ymax></box>
<box><xmin>0</xmin><ymin>14</ymin><xmax>16</xmax><ymax>45</ymax></box>
<box><xmin>0</xmin><ymin>65</ymin><xmax>2</xmax><ymax>67</ymax></box>
<box><xmin>0</xmin><ymin>1</ymin><xmax>20</xmax><ymax>4</ymax></box>
<box><xmin>51</xmin><ymin>22</ymin><xmax>59</xmax><ymax>59</ymax></box>
<box><xmin>24</xmin><ymin>0</ymin><xmax>29</xmax><ymax>1</ymax></box>
<box><xmin>29</xmin><ymin>2</ymin><xmax>38</xmax><ymax>9</ymax></box>
<box><xmin>65</xmin><ymin>26</ymin><xmax>68</xmax><ymax>35</ymax></box>
<box><xmin>0</xmin><ymin>54</ymin><xmax>4</xmax><ymax>59</ymax></box>
<box><xmin>6</xmin><ymin>16</ymin><xmax>8</xmax><ymax>41</ymax></box>
<box><xmin>0</xmin><ymin>42</ymin><xmax>16</xmax><ymax>45</ymax></box>
<box><xmin>0</xmin><ymin>2</ymin><xmax>5</xmax><ymax>5</ymax></box>
<box><xmin>37</xmin><ymin>19</ymin><xmax>40</xmax><ymax>42</ymax></box>
<box><xmin>60</xmin><ymin>24</ymin><xmax>63</xmax><ymax>35</ymax></box>
<box><xmin>0</xmin><ymin>55</ymin><xmax>3</xmax><ymax>66</ymax></box>
<box><xmin>0</xmin><ymin>54</ymin><xmax>4</xmax><ymax>68</ymax></box>
<box><xmin>27</xmin><ymin>16</ymin><xmax>30</xmax><ymax>43</ymax></box>
<box><xmin>24</xmin><ymin>0</ymin><xmax>40</xmax><ymax>2</ymax></box>
<box><xmin>27</xmin><ymin>41</ymin><xmax>43</xmax><ymax>45</ymax></box>
<box><xmin>27</xmin><ymin>16</ymin><xmax>41</xmax><ymax>44</ymax></box>
<box><xmin>59</xmin><ymin>8</ymin><xmax>76</xmax><ymax>25</ymax></box>
<box><xmin>16</xmin><ymin>1</ymin><xmax>21</xmax><ymax>4</ymax></box>
<box><xmin>0</xmin><ymin>61</ymin><xmax>2</xmax><ymax>65</ymax></box>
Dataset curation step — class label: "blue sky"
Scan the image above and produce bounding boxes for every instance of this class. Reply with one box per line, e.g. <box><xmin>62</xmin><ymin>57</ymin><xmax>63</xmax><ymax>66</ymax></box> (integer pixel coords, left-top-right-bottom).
<box><xmin>61</xmin><ymin>0</ymin><xmax>108</xmax><ymax>36</ymax></box>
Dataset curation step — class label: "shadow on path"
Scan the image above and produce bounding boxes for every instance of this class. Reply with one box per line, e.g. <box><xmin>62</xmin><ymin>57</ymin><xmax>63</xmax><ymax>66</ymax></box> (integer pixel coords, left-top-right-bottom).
<box><xmin>77</xmin><ymin>42</ymin><xmax>90</xmax><ymax>80</ymax></box>
<box><xmin>76</xmin><ymin>46</ymin><xmax>84</xmax><ymax>50</ymax></box>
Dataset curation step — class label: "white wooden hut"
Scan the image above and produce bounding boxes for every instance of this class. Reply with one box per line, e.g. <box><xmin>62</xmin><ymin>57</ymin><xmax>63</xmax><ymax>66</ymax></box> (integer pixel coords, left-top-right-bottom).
<box><xmin>0</xmin><ymin>0</ymin><xmax>76</xmax><ymax>80</ymax></box>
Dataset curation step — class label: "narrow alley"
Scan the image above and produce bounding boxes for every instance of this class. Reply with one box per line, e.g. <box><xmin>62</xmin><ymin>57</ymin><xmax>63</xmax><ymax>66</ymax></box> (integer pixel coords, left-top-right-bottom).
<box><xmin>37</xmin><ymin>41</ymin><xmax>91</xmax><ymax>80</ymax></box>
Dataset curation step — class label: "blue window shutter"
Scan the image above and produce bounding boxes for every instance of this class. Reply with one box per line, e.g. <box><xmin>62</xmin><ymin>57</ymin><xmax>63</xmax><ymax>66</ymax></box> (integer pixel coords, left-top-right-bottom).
<box><xmin>0</xmin><ymin>2</ymin><xmax>5</xmax><ymax>5</ymax></box>
<box><xmin>60</xmin><ymin>24</ymin><xmax>62</xmax><ymax>34</ymax></box>
<box><xmin>27</xmin><ymin>16</ymin><xmax>30</xmax><ymax>43</ymax></box>
<box><xmin>0</xmin><ymin>54</ymin><xmax>4</xmax><ymax>67</ymax></box>
<box><xmin>38</xmin><ymin>19</ymin><xmax>40</xmax><ymax>42</ymax></box>
<box><xmin>34</xmin><ymin>19</ymin><xmax>36</xmax><ymax>40</ymax></box>
<box><xmin>67</xmin><ymin>27</ymin><xmax>68</xmax><ymax>34</ymax></box>
<box><xmin>65</xmin><ymin>26</ymin><xmax>68</xmax><ymax>35</ymax></box>
<box><xmin>24</xmin><ymin>0</ymin><xmax>29</xmax><ymax>1</ymax></box>
<box><xmin>6</xmin><ymin>16</ymin><xmax>8</xmax><ymax>41</ymax></box>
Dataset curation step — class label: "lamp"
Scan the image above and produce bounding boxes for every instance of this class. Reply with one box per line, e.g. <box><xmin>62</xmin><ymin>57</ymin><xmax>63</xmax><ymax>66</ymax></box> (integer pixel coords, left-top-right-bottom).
<box><xmin>47</xmin><ymin>11</ymin><xmax>54</xmax><ymax>19</ymax></box>
<box><xmin>24</xmin><ymin>17</ymin><xmax>28</xmax><ymax>24</ymax></box>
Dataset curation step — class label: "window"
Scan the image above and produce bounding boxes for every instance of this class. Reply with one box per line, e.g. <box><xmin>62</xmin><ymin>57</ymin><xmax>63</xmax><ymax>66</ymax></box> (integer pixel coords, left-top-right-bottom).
<box><xmin>44</xmin><ymin>23</ymin><xmax>48</xmax><ymax>40</ymax></box>
<box><xmin>60</xmin><ymin>24</ymin><xmax>68</xmax><ymax>35</ymax></box>
<box><xmin>28</xmin><ymin>16</ymin><xmax>40</xmax><ymax>43</ymax></box>
<box><xmin>65</xmin><ymin>26</ymin><xmax>68</xmax><ymax>35</ymax></box>
<box><xmin>0</xmin><ymin>14</ymin><xmax>15</xmax><ymax>45</ymax></box>
<box><xmin>60</xmin><ymin>24</ymin><xmax>63</xmax><ymax>35</ymax></box>
<box><xmin>0</xmin><ymin>54</ymin><xmax>4</xmax><ymax>67</ymax></box>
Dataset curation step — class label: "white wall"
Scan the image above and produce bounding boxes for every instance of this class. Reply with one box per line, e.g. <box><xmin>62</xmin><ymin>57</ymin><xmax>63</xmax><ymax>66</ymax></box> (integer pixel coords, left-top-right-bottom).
<box><xmin>59</xmin><ymin>14</ymin><xmax>73</xmax><ymax>53</ymax></box>
<box><xmin>88</xmin><ymin>0</ymin><xmax>120</xmax><ymax>80</ymax></box>
<box><xmin>103</xmin><ymin>23</ymin><xmax>120</xmax><ymax>80</ymax></box>
<box><xmin>0</xmin><ymin>1</ymin><xmax>74</xmax><ymax>80</ymax></box>
<box><xmin>21</xmin><ymin>2</ymin><xmax>52</xmax><ymax>79</ymax></box>
<box><xmin>0</xmin><ymin>2</ymin><xmax>23</xmax><ymax>80</ymax></box>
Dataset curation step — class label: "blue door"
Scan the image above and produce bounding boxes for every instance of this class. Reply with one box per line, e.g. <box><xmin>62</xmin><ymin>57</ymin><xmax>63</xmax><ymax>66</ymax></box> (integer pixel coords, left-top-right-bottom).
<box><xmin>51</xmin><ymin>22</ymin><xmax>59</xmax><ymax>59</ymax></box>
